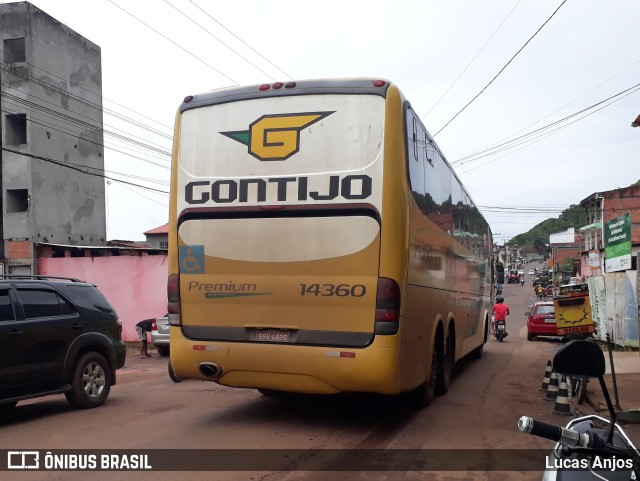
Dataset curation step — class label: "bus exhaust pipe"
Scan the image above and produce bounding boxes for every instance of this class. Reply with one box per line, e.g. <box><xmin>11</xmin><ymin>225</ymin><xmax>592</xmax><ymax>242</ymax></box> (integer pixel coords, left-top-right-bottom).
<box><xmin>199</xmin><ymin>362</ymin><xmax>222</xmax><ymax>378</ymax></box>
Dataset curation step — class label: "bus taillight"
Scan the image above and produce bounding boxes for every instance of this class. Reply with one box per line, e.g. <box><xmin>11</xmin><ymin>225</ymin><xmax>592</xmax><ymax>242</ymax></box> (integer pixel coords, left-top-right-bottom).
<box><xmin>167</xmin><ymin>274</ymin><xmax>182</xmax><ymax>326</ymax></box>
<box><xmin>375</xmin><ymin>277</ymin><xmax>400</xmax><ymax>334</ymax></box>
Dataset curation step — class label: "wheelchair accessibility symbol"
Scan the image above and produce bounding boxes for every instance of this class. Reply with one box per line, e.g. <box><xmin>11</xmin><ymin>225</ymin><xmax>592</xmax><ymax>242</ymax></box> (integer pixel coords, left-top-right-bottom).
<box><xmin>179</xmin><ymin>245</ymin><xmax>205</xmax><ymax>274</ymax></box>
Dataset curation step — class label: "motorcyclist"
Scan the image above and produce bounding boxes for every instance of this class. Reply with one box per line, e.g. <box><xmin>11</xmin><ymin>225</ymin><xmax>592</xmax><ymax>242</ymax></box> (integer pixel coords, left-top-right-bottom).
<box><xmin>536</xmin><ymin>284</ymin><xmax>545</xmax><ymax>300</ymax></box>
<box><xmin>492</xmin><ymin>295</ymin><xmax>510</xmax><ymax>337</ymax></box>
<box><xmin>495</xmin><ymin>283</ymin><xmax>503</xmax><ymax>296</ymax></box>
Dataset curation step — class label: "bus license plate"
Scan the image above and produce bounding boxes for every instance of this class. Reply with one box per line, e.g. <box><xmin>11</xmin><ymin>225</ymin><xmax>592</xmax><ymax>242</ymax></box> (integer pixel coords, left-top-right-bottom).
<box><xmin>256</xmin><ymin>330</ymin><xmax>290</xmax><ymax>343</ymax></box>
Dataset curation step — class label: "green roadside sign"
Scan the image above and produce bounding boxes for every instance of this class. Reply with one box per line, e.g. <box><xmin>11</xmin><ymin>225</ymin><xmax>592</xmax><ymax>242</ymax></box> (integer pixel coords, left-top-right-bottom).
<box><xmin>604</xmin><ymin>213</ymin><xmax>631</xmax><ymax>272</ymax></box>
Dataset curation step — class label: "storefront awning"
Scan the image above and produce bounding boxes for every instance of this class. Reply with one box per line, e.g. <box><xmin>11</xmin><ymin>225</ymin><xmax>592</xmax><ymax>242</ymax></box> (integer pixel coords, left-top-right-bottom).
<box><xmin>579</xmin><ymin>222</ymin><xmax>602</xmax><ymax>232</ymax></box>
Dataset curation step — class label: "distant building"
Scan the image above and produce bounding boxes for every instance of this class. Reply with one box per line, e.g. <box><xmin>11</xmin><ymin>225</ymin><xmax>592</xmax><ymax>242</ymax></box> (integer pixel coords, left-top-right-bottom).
<box><xmin>579</xmin><ymin>183</ymin><xmax>640</xmax><ymax>347</ymax></box>
<box><xmin>548</xmin><ymin>227</ymin><xmax>581</xmax><ymax>284</ymax></box>
<box><xmin>0</xmin><ymin>2</ymin><xmax>106</xmax><ymax>274</ymax></box>
<box><xmin>144</xmin><ymin>223</ymin><xmax>168</xmax><ymax>250</ymax></box>
<box><xmin>580</xmin><ymin>184</ymin><xmax>640</xmax><ymax>277</ymax></box>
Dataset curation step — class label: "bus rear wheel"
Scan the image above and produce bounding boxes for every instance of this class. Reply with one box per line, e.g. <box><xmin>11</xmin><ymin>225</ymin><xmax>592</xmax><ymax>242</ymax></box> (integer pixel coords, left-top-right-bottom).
<box><xmin>435</xmin><ymin>333</ymin><xmax>453</xmax><ymax>395</ymax></box>
<box><xmin>404</xmin><ymin>350</ymin><xmax>437</xmax><ymax>408</ymax></box>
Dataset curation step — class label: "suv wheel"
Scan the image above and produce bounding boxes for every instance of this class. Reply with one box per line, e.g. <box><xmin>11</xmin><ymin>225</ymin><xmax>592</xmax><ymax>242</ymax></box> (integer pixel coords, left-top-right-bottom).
<box><xmin>157</xmin><ymin>346</ymin><xmax>170</xmax><ymax>357</ymax></box>
<box><xmin>65</xmin><ymin>352</ymin><xmax>112</xmax><ymax>409</ymax></box>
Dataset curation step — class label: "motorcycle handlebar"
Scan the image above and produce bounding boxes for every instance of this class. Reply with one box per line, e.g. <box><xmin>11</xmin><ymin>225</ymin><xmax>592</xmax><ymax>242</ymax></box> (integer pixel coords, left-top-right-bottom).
<box><xmin>518</xmin><ymin>416</ymin><xmax>591</xmax><ymax>448</ymax></box>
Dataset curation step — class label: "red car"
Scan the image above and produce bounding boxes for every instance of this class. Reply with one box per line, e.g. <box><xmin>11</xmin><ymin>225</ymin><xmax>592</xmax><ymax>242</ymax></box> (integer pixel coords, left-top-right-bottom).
<box><xmin>526</xmin><ymin>301</ymin><xmax>556</xmax><ymax>341</ymax></box>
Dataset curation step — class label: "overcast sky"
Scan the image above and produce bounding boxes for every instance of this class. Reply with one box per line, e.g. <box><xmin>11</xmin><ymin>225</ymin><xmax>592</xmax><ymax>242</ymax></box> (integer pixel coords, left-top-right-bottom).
<box><xmin>18</xmin><ymin>0</ymin><xmax>640</xmax><ymax>243</ymax></box>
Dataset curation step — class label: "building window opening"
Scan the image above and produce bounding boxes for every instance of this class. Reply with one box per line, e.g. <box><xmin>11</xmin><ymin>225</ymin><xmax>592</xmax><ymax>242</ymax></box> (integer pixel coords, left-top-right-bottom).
<box><xmin>6</xmin><ymin>189</ymin><xmax>29</xmax><ymax>213</ymax></box>
<box><xmin>5</xmin><ymin>113</ymin><xmax>27</xmax><ymax>145</ymax></box>
<box><xmin>3</xmin><ymin>37</ymin><xmax>25</xmax><ymax>63</ymax></box>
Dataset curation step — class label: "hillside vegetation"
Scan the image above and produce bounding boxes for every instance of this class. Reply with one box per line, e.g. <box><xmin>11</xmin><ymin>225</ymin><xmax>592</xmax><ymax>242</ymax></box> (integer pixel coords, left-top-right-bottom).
<box><xmin>507</xmin><ymin>204</ymin><xmax>588</xmax><ymax>254</ymax></box>
<box><xmin>508</xmin><ymin>180</ymin><xmax>640</xmax><ymax>254</ymax></box>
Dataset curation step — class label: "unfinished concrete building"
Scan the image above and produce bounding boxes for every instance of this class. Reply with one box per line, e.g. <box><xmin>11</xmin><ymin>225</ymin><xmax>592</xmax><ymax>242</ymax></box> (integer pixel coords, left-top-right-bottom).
<box><xmin>0</xmin><ymin>2</ymin><xmax>106</xmax><ymax>274</ymax></box>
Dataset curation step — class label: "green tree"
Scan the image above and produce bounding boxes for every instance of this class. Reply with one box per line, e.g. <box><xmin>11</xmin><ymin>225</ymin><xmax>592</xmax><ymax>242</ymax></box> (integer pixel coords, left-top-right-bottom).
<box><xmin>508</xmin><ymin>204</ymin><xmax>588</xmax><ymax>252</ymax></box>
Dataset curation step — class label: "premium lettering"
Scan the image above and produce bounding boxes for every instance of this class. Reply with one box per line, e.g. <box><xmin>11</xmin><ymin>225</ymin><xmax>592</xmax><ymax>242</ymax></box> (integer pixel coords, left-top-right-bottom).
<box><xmin>188</xmin><ymin>280</ymin><xmax>257</xmax><ymax>292</ymax></box>
<box><xmin>185</xmin><ymin>175</ymin><xmax>372</xmax><ymax>205</ymax></box>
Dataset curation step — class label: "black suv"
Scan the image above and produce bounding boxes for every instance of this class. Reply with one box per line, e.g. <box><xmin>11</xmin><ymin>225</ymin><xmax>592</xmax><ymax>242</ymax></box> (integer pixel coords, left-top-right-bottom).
<box><xmin>0</xmin><ymin>275</ymin><xmax>126</xmax><ymax>411</ymax></box>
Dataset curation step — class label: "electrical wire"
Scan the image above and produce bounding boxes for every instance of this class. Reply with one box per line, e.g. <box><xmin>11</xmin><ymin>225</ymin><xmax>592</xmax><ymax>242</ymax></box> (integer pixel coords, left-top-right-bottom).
<box><xmin>464</xmin><ymin>85</ymin><xmax>640</xmax><ymax>172</ymax></box>
<box><xmin>1</xmin><ymin>147</ymin><xmax>169</xmax><ymax>194</ymax></box>
<box><xmin>0</xmin><ymin>102</ymin><xmax>171</xmax><ymax>171</ymax></box>
<box><xmin>112</xmin><ymin>180</ymin><xmax>168</xmax><ymax>208</ymax></box>
<box><xmin>434</xmin><ymin>0</ymin><xmax>567</xmax><ymax>137</ymax></box>
<box><xmin>455</xmin><ymin>58</ymin><xmax>640</xmax><ymax>164</ymax></box>
<box><xmin>0</xmin><ymin>51</ymin><xmax>173</xmax><ymax>139</ymax></box>
<box><xmin>106</xmin><ymin>0</ymin><xmax>240</xmax><ymax>85</ymax></box>
<box><xmin>163</xmin><ymin>0</ymin><xmax>279</xmax><ymax>82</ymax></box>
<box><xmin>452</xmin><ymin>81</ymin><xmax>640</xmax><ymax>167</ymax></box>
<box><xmin>423</xmin><ymin>0</ymin><xmax>522</xmax><ymax>119</ymax></box>
<box><xmin>187</xmin><ymin>0</ymin><xmax>294</xmax><ymax>81</ymax></box>
<box><xmin>2</xmin><ymin>91</ymin><xmax>171</xmax><ymax>158</ymax></box>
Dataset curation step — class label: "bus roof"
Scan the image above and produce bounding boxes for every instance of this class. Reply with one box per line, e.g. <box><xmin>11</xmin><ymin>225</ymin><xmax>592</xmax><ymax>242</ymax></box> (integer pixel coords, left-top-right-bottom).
<box><xmin>180</xmin><ymin>78</ymin><xmax>393</xmax><ymax>113</ymax></box>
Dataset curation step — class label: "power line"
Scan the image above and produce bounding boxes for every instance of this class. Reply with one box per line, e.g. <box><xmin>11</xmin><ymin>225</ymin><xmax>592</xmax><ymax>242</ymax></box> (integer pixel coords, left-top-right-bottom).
<box><xmin>106</xmin><ymin>0</ymin><xmax>240</xmax><ymax>85</ymax></box>
<box><xmin>2</xmin><ymin>90</ymin><xmax>171</xmax><ymax>158</ymax></box>
<box><xmin>464</xmin><ymin>85</ymin><xmax>640</xmax><ymax>172</ymax></box>
<box><xmin>163</xmin><ymin>0</ymin><xmax>279</xmax><ymax>82</ymax></box>
<box><xmin>452</xmin><ymin>81</ymin><xmax>640</xmax><ymax>168</ymax></box>
<box><xmin>457</xmin><ymin>81</ymin><xmax>640</xmax><ymax>163</ymax></box>
<box><xmin>187</xmin><ymin>0</ymin><xmax>293</xmax><ymax>81</ymax></box>
<box><xmin>0</xmin><ymin>49</ymin><xmax>172</xmax><ymax>139</ymax></box>
<box><xmin>455</xmin><ymin>58</ymin><xmax>640</xmax><ymax>165</ymax></box>
<box><xmin>0</xmin><ymin>102</ymin><xmax>171</xmax><ymax>171</ymax></box>
<box><xmin>113</xmin><ymin>180</ymin><xmax>169</xmax><ymax>208</ymax></box>
<box><xmin>1</xmin><ymin>147</ymin><xmax>169</xmax><ymax>194</ymax></box>
<box><xmin>0</xmin><ymin>110</ymin><xmax>170</xmax><ymax>185</ymax></box>
<box><xmin>434</xmin><ymin>0</ymin><xmax>567</xmax><ymax>137</ymax></box>
<box><xmin>423</xmin><ymin>0</ymin><xmax>522</xmax><ymax>119</ymax></box>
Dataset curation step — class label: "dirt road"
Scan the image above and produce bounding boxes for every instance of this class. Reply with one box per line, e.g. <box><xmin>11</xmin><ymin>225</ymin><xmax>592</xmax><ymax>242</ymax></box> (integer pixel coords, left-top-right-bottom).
<box><xmin>1</xmin><ymin>274</ymin><xmax>577</xmax><ymax>480</ymax></box>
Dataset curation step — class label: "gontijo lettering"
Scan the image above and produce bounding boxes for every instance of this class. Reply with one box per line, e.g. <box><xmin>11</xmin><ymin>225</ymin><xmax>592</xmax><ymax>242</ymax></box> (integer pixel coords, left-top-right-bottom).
<box><xmin>185</xmin><ymin>175</ymin><xmax>372</xmax><ymax>205</ymax></box>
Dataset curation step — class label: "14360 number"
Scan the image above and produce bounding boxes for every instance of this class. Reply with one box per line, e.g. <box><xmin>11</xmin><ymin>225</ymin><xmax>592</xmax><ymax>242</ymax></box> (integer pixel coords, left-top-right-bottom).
<box><xmin>299</xmin><ymin>284</ymin><xmax>366</xmax><ymax>297</ymax></box>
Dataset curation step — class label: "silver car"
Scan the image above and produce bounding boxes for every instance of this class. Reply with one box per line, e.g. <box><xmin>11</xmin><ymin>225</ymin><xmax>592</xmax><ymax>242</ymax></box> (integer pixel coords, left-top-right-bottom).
<box><xmin>151</xmin><ymin>314</ymin><xmax>170</xmax><ymax>356</ymax></box>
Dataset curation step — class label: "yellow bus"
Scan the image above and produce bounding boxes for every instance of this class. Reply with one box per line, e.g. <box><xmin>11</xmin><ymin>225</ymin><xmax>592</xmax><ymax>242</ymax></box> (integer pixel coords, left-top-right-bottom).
<box><xmin>168</xmin><ymin>78</ymin><xmax>493</xmax><ymax>407</ymax></box>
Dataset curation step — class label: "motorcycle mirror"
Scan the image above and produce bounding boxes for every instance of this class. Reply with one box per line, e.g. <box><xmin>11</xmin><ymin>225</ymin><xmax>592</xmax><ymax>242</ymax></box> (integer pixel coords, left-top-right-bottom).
<box><xmin>555</xmin><ymin>340</ymin><xmax>618</xmax><ymax>444</ymax></box>
<box><xmin>552</xmin><ymin>340</ymin><xmax>605</xmax><ymax>378</ymax></box>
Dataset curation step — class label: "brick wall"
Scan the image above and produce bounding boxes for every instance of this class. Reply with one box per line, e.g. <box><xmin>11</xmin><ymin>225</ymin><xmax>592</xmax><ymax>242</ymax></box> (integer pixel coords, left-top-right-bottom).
<box><xmin>604</xmin><ymin>184</ymin><xmax>640</xmax><ymax>243</ymax></box>
<box><xmin>6</xmin><ymin>240</ymin><xmax>32</xmax><ymax>260</ymax></box>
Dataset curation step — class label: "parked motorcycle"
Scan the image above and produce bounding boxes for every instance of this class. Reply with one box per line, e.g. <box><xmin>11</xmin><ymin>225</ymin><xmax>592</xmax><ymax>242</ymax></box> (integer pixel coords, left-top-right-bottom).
<box><xmin>518</xmin><ymin>340</ymin><xmax>640</xmax><ymax>480</ymax></box>
<box><xmin>494</xmin><ymin>319</ymin><xmax>507</xmax><ymax>342</ymax></box>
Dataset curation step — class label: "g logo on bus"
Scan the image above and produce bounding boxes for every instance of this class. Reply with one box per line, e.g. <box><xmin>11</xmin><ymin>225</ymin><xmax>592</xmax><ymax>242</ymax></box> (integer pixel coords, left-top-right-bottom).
<box><xmin>220</xmin><ymin>111</ymin><xmax>334</xmax><ymax>161</ymax></box>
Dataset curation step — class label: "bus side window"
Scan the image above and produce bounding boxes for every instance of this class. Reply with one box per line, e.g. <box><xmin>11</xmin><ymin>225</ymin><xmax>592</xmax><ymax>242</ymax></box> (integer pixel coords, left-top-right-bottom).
<box><xmin>406</xmin><ymin>111</ymin><xmax>425</xmax><ymax>200</ymax></box>
<box><xmin>412</xmin><ymin>117</ymin><xmax>418</xmax><ymax>161</ymax></box>
<box><xmin>425</xmin><ymin>148</ymin><xmax>452</xmax><ymax>231</ymax></box>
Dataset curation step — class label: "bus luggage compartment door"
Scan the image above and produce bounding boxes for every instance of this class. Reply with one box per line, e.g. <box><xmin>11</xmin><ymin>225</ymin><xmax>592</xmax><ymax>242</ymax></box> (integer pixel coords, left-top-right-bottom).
<box><xmin>177</xmin><ymin>214</ymin><xmax>381</xmax><ymax>348</ymax></box>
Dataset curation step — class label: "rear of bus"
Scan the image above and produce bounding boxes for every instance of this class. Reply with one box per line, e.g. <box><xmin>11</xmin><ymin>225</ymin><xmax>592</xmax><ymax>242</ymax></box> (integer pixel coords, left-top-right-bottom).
<box><xmin>168</xmin><ymin>79</ymin><xmax>408</xmax><ymax>395</ymax></box>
